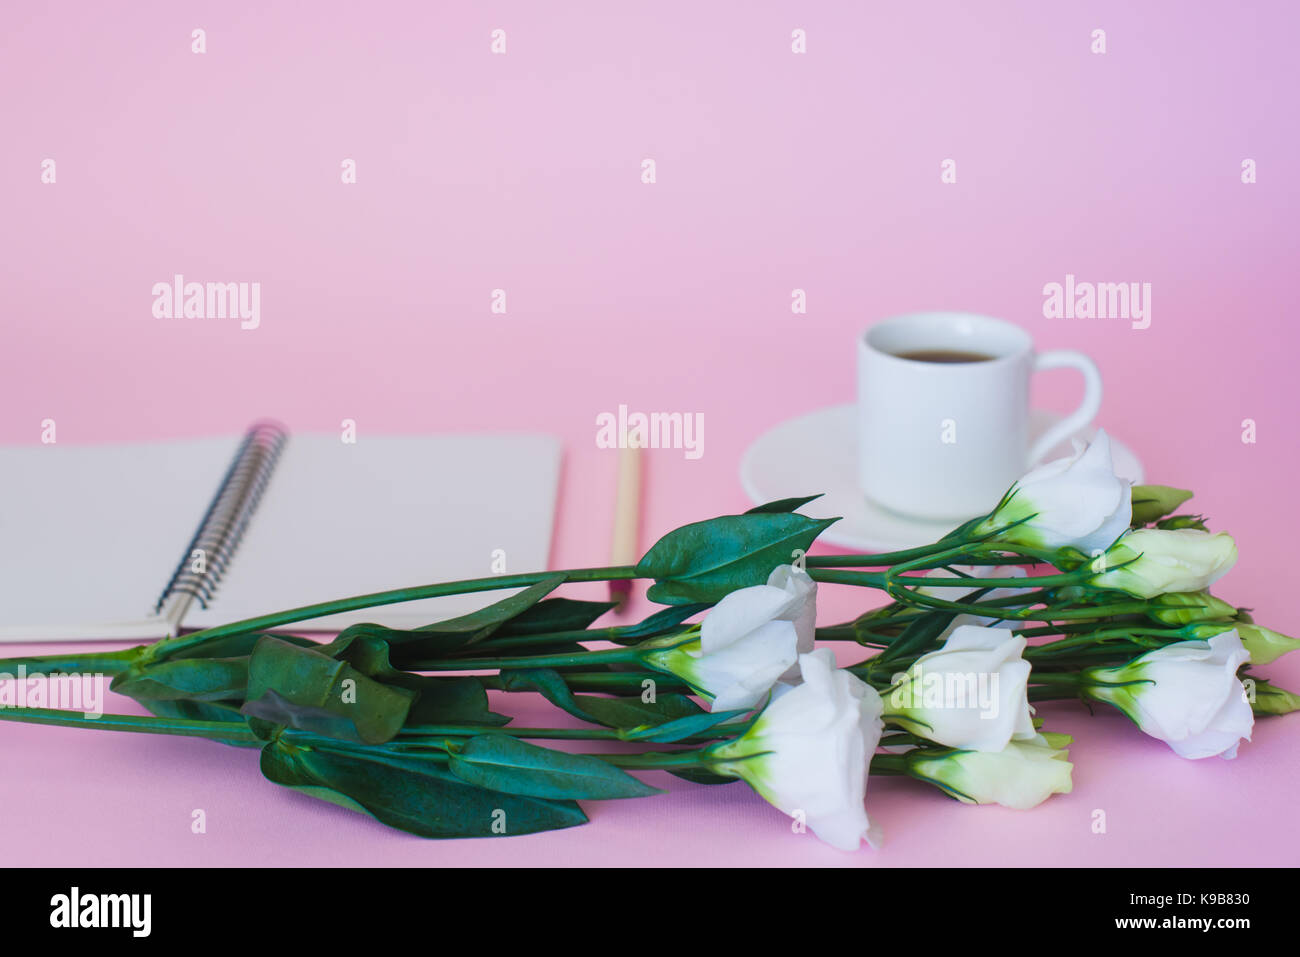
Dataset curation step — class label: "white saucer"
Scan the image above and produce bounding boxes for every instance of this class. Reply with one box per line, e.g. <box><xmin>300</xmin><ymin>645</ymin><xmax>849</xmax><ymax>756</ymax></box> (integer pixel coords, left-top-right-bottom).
<box><xmin>739</xmin><ymin>405</ymin><xmax>1145</xmax><ymax>552</ymax></box>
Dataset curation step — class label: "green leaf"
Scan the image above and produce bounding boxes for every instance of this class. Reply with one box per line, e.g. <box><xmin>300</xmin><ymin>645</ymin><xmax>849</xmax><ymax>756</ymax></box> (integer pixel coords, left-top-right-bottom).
<box><xmin>467</xmin><ymin>597</ymin><xmax>621</xmax><ymax>656</ymax></box>
<box><xmin>602</xmin><ymin>603</ymin><xmax>710</xmax><ymax>645</ymax></box>
<box><xmin>577</xmin><ymin>693</ymin><xmax>705</xmax><ymax>729</ymax></box>
<box><xmin>744</xmin><ymin>494</ymin><xmax>823</xmax><ymax>514</ymax></box>
<box><xmin>490</xmin><ymin>598</ymin><xmax>616</xmax><ymax>637</ymax></box>
<box><xmin>110</xmin><ymin>656</ymin><xmax>248</xmax><ymax>703</ymax></box>
<box><xmin>324</xmin><ymin>631</ymin><xmax>510</xmax><ymax>726</ymax></box>
<box><xmin>323</xmin><ymin>630</ymin><xmax>403</xmax><ymax>676</ymax></box>
<box><xmin>638</xmin><ymin>511</ymin><xmax>838</xmax><ymax>605</ymax></box>
<box><xmin>141</xmin><ymin>699</ymin><xmax>259</xmax><ymax>747</ymax></box>
<box><xmin>405</xmin><ymin>677</ymin><xmax>509</xmax><ymax>727</ymax></box>
<box><xmin>326</xmin><ymin>576</ymin><xmax>568</xmax><ymax>665</ymax></box>
<box><xmin>448</xmin><ymin>735</ymin><xmax>660</xmax><ymax>800</ymax></box>
<box><xmin>497</xmin><ymin>668</ymin><xmax>595</xmax><ymax>721</ymax></box>
<box><xmin>165</xmin><ymin>631</ymin><xmax>321</xmax><ymax>660</ymax></box>
<box><xmin>409</xmin><ymin>575</ymin><xmax>566</xmax><ymax>644</ymax></box>
<box><xmin>241</xmin><ymin>636</ymin><xmax>416</xmax><ymax>744</ymax></box>
<box><xmin>498</xmin><ymin>668</ymin><xmax>704</xmax><ymax>729</ymax></box>
<box><xmin>619</xmin><ymin>707</ymin><xmax>750</xmax><ymax>743</ymax></box>
<box><xmin>1130</xmin><ymin>485</ymin><xmax>1194</xmax><ymax>525</ymax></box>
<box><xmin>260</xmin><ymin>738</ymin><xmax>588</xmax><ymax>838</ymax></box>
<box><xmin>121</xmin><ymin>632</ymin><xmax>320</xmax><ymax>715</ymax></box>
<box><xmin>243</xmin><ymin>689</ymin><xmax>383</xmax><ymax>743</ymax></box>
<box><xmin>878</xmin><ymin>610</ymin><xmax>958</xmax><ymax>664</ymax></box>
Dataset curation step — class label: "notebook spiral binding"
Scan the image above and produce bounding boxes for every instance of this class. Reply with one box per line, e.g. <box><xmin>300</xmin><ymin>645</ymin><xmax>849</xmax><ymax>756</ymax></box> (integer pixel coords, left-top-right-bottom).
<box><xmin>154</xmin><ymin>421</ymin><xmax>289</xmax><ymax>612</ymax></box>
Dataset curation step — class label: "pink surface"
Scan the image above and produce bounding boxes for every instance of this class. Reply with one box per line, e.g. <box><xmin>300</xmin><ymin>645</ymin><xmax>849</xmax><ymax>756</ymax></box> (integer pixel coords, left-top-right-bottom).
<box><xmin>2</xmin><ymin>1</ymin><xmax>1298</xmax><ymax>866</ymax></box>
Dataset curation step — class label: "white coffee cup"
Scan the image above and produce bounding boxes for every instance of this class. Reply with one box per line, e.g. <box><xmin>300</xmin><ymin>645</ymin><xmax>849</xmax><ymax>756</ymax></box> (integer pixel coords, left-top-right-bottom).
<box><xmin>857</xmin><ymin>311</ymin><xmax>1102</xmax><ymax>520</ymax></box>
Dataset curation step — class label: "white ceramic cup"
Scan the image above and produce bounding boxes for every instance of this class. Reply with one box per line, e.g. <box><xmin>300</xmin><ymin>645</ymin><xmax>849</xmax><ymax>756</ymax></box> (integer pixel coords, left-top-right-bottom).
<box><xmin>857</xmin><ymin>312</ymin><xmax>1102</xmax><ymax>520</ymax></box>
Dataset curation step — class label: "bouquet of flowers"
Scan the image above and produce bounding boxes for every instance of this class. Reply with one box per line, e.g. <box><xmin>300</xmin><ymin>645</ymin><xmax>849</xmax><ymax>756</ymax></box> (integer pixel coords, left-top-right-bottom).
<box><xmin>2</xmin><ymin>432</ymin><xmax>1296</xmax><ymax>850</ymax></box>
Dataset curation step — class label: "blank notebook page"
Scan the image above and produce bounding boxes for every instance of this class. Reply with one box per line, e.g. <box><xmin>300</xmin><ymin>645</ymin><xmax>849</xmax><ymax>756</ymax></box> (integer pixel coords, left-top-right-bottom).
<box><xmin>0</xmin><ymin>437</ymin><xmax>242</xmax><ymax>630</ymax></box>
<box><xmin>185</xmin><ymin>433</ymin><xmax>562</xmax><ymax>631</ymax></box>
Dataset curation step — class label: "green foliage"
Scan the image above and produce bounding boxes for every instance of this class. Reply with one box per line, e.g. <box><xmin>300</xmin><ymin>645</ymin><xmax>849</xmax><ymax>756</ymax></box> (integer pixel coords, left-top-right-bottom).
<box><xmin>877</xmin><ymin>610</ymin><xmax>959</xmax><ymax>665</ymax></box>
<box><xmin>600</xmin><ymin>603</ymin><xmax>710</xmax><ymax>645</ymax></box>
<box><xmin>111</xmin><ymin>656</ymin><xmax>248</xmax><ymax>703</ymax></box>
<box><xmin>241</xmin><ymin>636</ymin><xmax>416</xmax><ymax>744</ymax></box>
<box><xmin>447</xmin><ymin>735</ymin><xmax>660</xmax><ymax>800</ymax></box>
<box><xmin>162</xmin><ymin>631</ymin><xmax>319</xmax><ymax>660</ymax></box>
<box><xmin>323</xmin><ymin>630</ymin><xmax>508</xmax><ymax>726</ymax></box>
<box><xmin>260</xmin><ymin>737</ymin><xmax>588</xmax><ymax>838</ymax></box>
<box><xmin>638</xmin><ymin>509</ymin><xmax>837</xmax><ymax>604</ymax></box>
<box><xmin>744</xmin><ymin>494</ymin><xmax>823</xmax><ymax>514</ymax></box>
<box><xmin>487</xmin><ymin>597</ymin><xmax>616</xmax><ymax>637</ymax></box>
<box><xmin>618</xmin><ymin>707</ymin><xmax>750</xmax><ymax>743</ymax></box>
<box><xmin>139</xmin><ymin>699</ymin><xmax>258</xmax><ymax>747</ymax></box>
<box><xmin>320</xmin><ymin>575</ymin><xmax>567</xmax><ymax>666</ymax></box>
<box><xmin>498</xmin><ymin>667</ymin><xmax>705</xmax><ymax>729</ymax></box>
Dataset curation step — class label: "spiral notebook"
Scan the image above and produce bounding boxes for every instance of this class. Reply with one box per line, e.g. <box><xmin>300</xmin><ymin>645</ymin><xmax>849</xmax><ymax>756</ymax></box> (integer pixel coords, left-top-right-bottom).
<box><xmin>0</xmin><ymin>423</ymin><xmax>562</xmax><ymax>643</ymax></box>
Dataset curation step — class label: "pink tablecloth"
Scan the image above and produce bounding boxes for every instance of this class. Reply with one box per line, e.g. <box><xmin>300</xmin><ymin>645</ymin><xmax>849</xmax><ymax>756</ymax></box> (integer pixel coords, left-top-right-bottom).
<box><xmin>1</xmin><ymin>1</ymin><xmax>1297</xmax><ymax>865</ymax></box>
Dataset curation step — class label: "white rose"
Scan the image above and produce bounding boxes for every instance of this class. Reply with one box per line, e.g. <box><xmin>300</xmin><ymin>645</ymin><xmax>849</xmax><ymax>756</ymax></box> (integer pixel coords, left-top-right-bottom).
<box><xmin>1083</xmin><ymin>631</ymin><xmax>1254</xmax><ymax>759</ymax></box>
<box><xmin>904</xmin><ymin>733</ymin><xmax>1074</xmax><ymax>810</ymax></box>
<box><xmin>642</xmin><ymin>565</ymin><xmax>816</xmax><ymax>711</ymax></box>
<box><xmin>975</xmin><ymin>430</ymin><xmax>1131</xmax><ymax>554</ymax></box>
<box><xmin>745</xmin><ymin>564</ymin><xmax>818</xmax><ymax>654</ymax></box>
<box><xmin>711</xmin><ymin>649</ymin><xmax>884</xmax><ymax>851</ymax></box>
<box><xmin>1089</xmin><ymin>529</ymin><xmax>1238</xmax><ymax>599</ymax></box>
<box><xmin>885</xmin><ymin>624</ymin><xmax>1035</xmax><ymax>752</ymax></box>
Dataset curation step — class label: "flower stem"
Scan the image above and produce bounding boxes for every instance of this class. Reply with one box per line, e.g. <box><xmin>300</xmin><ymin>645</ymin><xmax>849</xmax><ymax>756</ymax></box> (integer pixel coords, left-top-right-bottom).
<box><xmin>0</xmin><ymin>706</ymin><xmax>261</xmax><ymax>743</ymax></box>
<box><xmin>397</xmin><ymin>724</ymin><xmax>736</xmax><ymax>743</ymax></box>
<box><xmin>404</xmin><ymin>645</ymin><xmax>648</xmax><ymax>672</ymax></box>
<box><xmin>1026</xmin><ymin>627</ymin><xmax>1174</xmax><ymax>659</ymax></box>
<box><xmin>808</xmin><ymin>567</ymin><xmax>1082</xmax><ymax>595</ymax></box>
<box><xmin>0</xmin><ymin>647</ymin><xmax>142</xmax><ymax>678</ymax></box>
<box><xmin>482</xmin><ymin>670</ymin><xmax>692</xmax><ymax>693</ymax></box>
<box><xmin>596</xmin><ymin>749</ymin><xmax>720</xmax><ymax>770</ymax></box>
<box><xmin>1028</xmin><ymin>672</ymin><xmax>1084</xmax><ymax>688</ymax></box>
<box><xmin>870</xmin><ymin>754</ymin><xmax>908</xmax><ymax>774</ymax></box>
<box><xmin>147</xmin><ymin>565</ymin><xmax>640</xmax><ymax>661</ymax></box>
<box><xmin>803</xmin><ymin>540</ymin><xmax>969</xmax><ymax>568</ymax></box>
<box><xmin>461</xmin><ymin>629</ymin><xmax>621</xmax><ymax>652</ymax></box>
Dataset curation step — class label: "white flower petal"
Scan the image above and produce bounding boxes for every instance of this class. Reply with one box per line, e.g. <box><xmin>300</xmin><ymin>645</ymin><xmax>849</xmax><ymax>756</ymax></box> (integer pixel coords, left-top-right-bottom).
<box><xmin>659</xmin><ymin>564</ymin><xmax>819</xmax><ymax>710</ymax></box>
<box><xmin>715</xmin><ymin>649</ymin><xmax>884</xmax><ymax>852</ymax></box>
<box><xmin>982</xmin><ymin>431</ymin><xmax>1132</xmax><ymax>554</ymax></box>
<box><xmin>1088</xmin><ymin>630</ymin><xmax>1254</xmax><ymax>759</ymax></box>
<box><xmin>890</xmin><ymin>625</ymin><xmax>1034</xmax><ymax>752</ymax></box>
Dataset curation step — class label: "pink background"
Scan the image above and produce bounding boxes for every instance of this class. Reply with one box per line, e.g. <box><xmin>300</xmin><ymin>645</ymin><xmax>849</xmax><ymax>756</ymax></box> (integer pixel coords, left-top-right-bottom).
<box><xmin>2</xmin><ymin>1</ymin><xmax>1298</xmax><ymax>865</ymax></box>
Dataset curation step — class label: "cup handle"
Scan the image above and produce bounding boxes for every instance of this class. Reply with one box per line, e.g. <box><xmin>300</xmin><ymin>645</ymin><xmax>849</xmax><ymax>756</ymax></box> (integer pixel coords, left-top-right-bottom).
<box><xmin>1026</xmin><ymin>350</ymin><xmax>1103</xmax><ymax>466</ymax></box>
